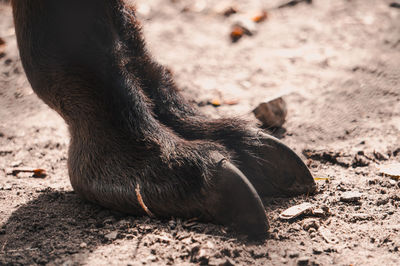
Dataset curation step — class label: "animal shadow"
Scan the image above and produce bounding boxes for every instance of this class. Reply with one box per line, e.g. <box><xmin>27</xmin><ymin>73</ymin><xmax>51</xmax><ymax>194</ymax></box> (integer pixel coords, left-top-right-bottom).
<box><xmin>0</xmin><ymin>190</ymin><xmax>234</xmax><ymax>265</ymax></box>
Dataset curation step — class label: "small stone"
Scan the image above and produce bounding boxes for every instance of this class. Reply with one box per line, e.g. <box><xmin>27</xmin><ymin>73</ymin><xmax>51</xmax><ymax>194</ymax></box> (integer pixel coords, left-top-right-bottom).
<box><xmin>1</xmin><ymin>185</ymin><xmax>12</xmax><ymax>191</ymax></box>
<box><xmin>218</xmin><ymin>258</ymin><xmax>235</xmax><ymax>266</ymax></box>
<box><xmin>309</xmin><ymin>232</ymin><xmax>317</xmax><ymax>238</ymax></box>
<box><xmin>352</xmin><ymin>154</ymin><xmax>369</xmax><ymax>167</ymax></box>
<box><xmin>104</xmin><ymin>231</ymin><xmax>118</xmax><ymax>241</ymax></box>
<box><xmin>340</xmin><ymin>191</ymin><xmax>362</xmax><ymax>203</ymax></box>
<box><xmin>168</xmin><ymin>220</ymin><xmax>176</xmax><ymax>229</ymax></box>
<box><xmin>376</xmin><ymin>198</ymin><xmax>389</xmax><ymax>206</ymax></box>
<box><xmin>79</xmin><ymin>242</ymin><xmax>87</xmax><ymax>248</ymax></box>
<box><xmin>288</xmin><ymin>251</ymin><xmax>300</xmax><ymax>258</ymax></box>
<box><xmin>103</xmin><ymin>218</ymin><xmax>115</xmax><ymax>225</ymax></box>
<box><xmin>297</xmin><ymin>256</ymin><xmax>310</xmax><ymax>265</ymax></box>
<box><xmin>148</xmin><ymin>255</ymin><xmax>157</xmax><ymax>262</ymax></box>
<box><xmin>374</xmin><ymin>151</ymin><xmax>388</xmax><ymax>161</ymax></box>
<box><xmin>302</xmin><ymin>219</ymin><xmax>320</xmax><ymax>231</ymax></box>
<box><xmin>313</xmin><ymin>247</ymin><xmax>323</xmax><ymax>255</ymax></box>
<box><xmin>349</xmin><ymin>213</ymin><xmax>374</xmax><ymax>223</ymax></box>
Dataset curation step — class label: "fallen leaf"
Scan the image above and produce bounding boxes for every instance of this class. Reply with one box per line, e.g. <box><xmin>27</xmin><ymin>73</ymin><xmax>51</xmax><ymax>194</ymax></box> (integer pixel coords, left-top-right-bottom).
<box><xmin>33</xmin><ymin>169</ymin><xmax>47</xmax><ymax>178</ymax></box>
<box><xmin>230</xmin><ymin>26</ymin><xmax>244</xmax><ymax>42</ymax></box>
<box><xmin>210</xmin><ymin>99</ymin><xmax>221</xmax><ymax>107</ymax></box>
<box><xmin>222</xmin><ymin>6</ymin><xmax>238</xmax><ymax>17</ymax></box>
<box><xmin>252</xmin><ymin>10</ymin><xmax>268</xmax><ymax>23</ymax></box>
<box><xmin>253</xmin><ymin>97</ymin><xmax>287</xmax><ymax>128</ymax></box>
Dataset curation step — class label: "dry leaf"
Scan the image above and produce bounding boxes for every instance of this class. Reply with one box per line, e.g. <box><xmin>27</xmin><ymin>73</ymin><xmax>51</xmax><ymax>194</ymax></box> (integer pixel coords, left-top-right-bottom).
<box><xmin>222</xmin><ymin>6</ymin><xmax>238</xmax><ymax>17</ymax></box>
<box><xmin>252</xmin><ymin>10</ymin><xmax>268</xmax><ymax>23</ymax></box>
<box><xmin>33</xmin><ymin>169</ymin><xmax>47</xmax><ymax>178</ymax></box>
<box><xmin>210</xmin><ymin>99</ymin><xmax>221</xmax><ymax>107</ymax></box>
<box><xmin>230</xmin><ymin>26</ymin><xmax>244</xmax><ymax>42</ymax></box>
<box><xmin>253</xmin><ymin>97</ymin><xmax>287</xmax><ymax>128</ymax></box>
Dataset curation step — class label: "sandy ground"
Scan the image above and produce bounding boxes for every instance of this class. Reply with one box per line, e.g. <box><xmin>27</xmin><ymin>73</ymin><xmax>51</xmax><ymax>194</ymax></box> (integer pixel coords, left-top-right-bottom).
<box><xmin>1</xmin><ymin>0</ymin><xmax>400</xmax><ymax>265</ymax></box>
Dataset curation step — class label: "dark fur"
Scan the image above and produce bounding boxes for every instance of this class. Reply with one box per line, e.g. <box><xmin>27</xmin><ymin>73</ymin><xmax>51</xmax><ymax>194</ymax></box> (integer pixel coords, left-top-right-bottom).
<box><xmin>11</xmin><ymin>0</ymin><xmax>315</xmax><ymax>235</ymax></box>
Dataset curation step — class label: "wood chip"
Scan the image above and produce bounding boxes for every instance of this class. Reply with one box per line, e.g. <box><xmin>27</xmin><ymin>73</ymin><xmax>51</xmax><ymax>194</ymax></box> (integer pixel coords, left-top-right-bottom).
<box><xmin>279</xmin><ymin>202</ymin><xmax>315</xmax><ymax>220</ymax></box>
<box><xmin>379</xmin><ymin>163</ymin><xmax>400</xmax><ymax>179</ymax></box>
<box><xmin>340</xmin><ymin>191</ymin><xmax>362</xmax><ymax>203</ymax></box>
<box><xmin>223</xmin><ymin>99</ymin><xmax>240</xmax><ymax>105</ymax></box>
<box><xmin>319</xmin><ymin>226</ymin><xmax>339</xmax><ymax>244</ymax></box>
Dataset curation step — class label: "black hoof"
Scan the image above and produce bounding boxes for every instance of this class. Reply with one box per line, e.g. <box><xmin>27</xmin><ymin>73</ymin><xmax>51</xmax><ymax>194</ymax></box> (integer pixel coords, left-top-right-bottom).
<box><xmin>239</xmin><ymin>131</ymin><xmax>317</xmax><ymax>197</ymax></box>
<box><xmin>205</xmin><ymin>154</ymin><xmax>269</xmax><ymax>239</ymax></box>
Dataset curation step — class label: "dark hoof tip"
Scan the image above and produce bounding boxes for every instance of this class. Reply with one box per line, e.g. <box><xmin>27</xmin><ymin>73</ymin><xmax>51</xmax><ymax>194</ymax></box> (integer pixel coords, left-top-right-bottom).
<box><xmin>249</xmin><ymin>132</ymin><xmax>317</xmax><ymax>197</ymax></box>
<box><xmin>206</xmin><ymin>157</ymin><xmax>269</xmax><ymax>239</ymax></box>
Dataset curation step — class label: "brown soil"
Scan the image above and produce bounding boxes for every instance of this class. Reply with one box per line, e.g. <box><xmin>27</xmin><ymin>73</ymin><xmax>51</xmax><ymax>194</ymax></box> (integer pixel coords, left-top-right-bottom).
<box><xmin>1</xmin><ymin>0</ymin><xmax>400</xmax><ymax>265</ymax></box>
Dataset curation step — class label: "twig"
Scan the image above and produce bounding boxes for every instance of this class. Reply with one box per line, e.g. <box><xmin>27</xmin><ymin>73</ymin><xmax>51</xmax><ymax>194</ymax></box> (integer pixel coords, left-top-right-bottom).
<box><xmin>278</xmin><ymin>0</ymin><xmax>312</xmax><ymax>9</ymax></box>
<box><xmin>135</xmin><ymin>184</ymin><xmax>154</xmax><ymax>218</ymax></box>
<box><xmin>389</xmin><ymin>3</ymin><xmax>400</xmax><ymax>9</ymax></box>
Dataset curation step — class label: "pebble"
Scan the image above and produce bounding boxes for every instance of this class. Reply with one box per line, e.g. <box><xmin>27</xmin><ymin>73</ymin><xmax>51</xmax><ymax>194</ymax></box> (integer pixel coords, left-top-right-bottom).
<box><xmin>168</xmin><ymin>220</ymin><xmax>176</xmax><ymax>229</ymax></box>
<box><xmin>313</xmin><ymin>247</ymin><xmax>323</xmax><ymax>255</ymax></box>
<box><xmin>302</xmin><ymin>219</ymin><xmax>320</xmax><ymax>231</ymax></box>
<box><xmin>340</xmin><ymin>191</ymin><xmax>362</xmax><ymax>203</ymax></box>
<box><xmin>104</xmin><ymin>231</ymin><xmax>118</xmax><ymax>241</ymax></box>
<box><xmin>297</xmin><ymin>256</ymin><xmax>310</xmax><ymax>265</ymax></box>
<box><xmin>349</xmin><ymin>213</ymin><xmax>374</xmax><ymax>223</ymax></box>
<box><xmin>0</xmin><ymin>185</ymin><xmax>12</xmax><ymax>190</ymax></box>
<box><xmin>79</xmin><ymin>242</ymin><xmax>87</xmax><ymax>248</ymax></box>
<box><xmin>376</xmin><ymin>198</ymin><xmax>389</xmax><ymax>206</ymax></box>
<box><xmin>288</xmin><ymin>251</ymin><xmax>300</xmax><ymax>258</ymax></box>
<box><xmin>218</xmin><ymin>258</ymin><xmax>235</xmax><ymax>266</ymax></box>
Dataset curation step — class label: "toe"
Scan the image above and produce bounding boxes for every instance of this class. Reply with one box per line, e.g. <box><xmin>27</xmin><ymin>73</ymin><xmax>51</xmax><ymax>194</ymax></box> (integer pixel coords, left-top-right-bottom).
<box><xmin>240</xmin><ymin>131</ymin><xmax>317</xmax><ymax>197</ymax></box>
<box><xmin>205</xmin><ymin>155</ymin><xmax>269</xmax><ymax>239</ymax></box>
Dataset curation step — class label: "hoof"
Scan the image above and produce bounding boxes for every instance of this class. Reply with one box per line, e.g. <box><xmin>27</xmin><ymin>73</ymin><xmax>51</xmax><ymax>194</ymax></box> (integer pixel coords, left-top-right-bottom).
<box><xmin>205</xmin><ymin>154</ymin><xmax>269</xmax><ymax>239</ymax></box>
<box><xmin>240</xmin><ymin>131</ymin><xmax>317</xmax><ymax>197</ymax></box>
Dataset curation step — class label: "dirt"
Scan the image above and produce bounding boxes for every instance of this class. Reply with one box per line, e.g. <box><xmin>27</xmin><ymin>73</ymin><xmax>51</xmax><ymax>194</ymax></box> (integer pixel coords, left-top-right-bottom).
<box><xmin>0</xmin><ymin>0</ymin><xmax>400</xmax><ymax>265</ymax></box>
